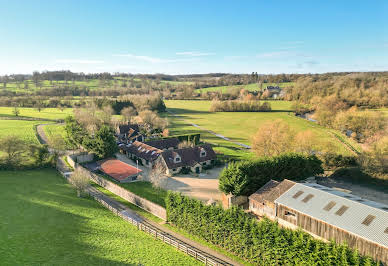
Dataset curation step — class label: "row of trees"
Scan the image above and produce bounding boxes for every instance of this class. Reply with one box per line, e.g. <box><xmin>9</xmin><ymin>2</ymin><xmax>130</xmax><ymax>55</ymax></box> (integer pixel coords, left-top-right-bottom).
<box><xmin>166</xmin><ymin>192</ymin><xmax>377</xmax><ymax>265</ymax></box>
<box><xmin>209</xmin><ymin>100</ymin><xmax>271</xmax><ymax>112</ymax></box>
<box><xmin>219</xmin><ymin>153</ymin><xmax>323</xmax><ymax>196</ymax></box>
<box><xmin>285</xmin><ymin>72</ymin><xmax>388</xmax><ymax>108</ymax></box>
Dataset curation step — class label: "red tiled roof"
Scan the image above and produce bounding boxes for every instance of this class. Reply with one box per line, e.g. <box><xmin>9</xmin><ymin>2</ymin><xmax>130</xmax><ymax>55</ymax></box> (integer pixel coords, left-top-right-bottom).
<box><xmin>98</xmin><ymin>159</ymin><xmax>142</xmax><ymax>181</ymax></box>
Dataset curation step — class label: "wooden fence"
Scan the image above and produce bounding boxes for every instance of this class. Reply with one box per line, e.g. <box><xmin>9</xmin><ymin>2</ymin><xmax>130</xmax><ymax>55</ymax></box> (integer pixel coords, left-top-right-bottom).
<box><xmin>89</xmin><ymin>189</ymin><xmax>226</xmax><ymax>266</ymax></box>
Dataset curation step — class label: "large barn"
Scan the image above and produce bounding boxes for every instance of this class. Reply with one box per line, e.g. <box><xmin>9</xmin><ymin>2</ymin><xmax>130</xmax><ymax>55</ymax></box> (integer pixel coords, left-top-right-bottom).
<box><xmin>249</xmin><ymin>180</ymin><xmax>388</xmax><ymax>264</ymax></box>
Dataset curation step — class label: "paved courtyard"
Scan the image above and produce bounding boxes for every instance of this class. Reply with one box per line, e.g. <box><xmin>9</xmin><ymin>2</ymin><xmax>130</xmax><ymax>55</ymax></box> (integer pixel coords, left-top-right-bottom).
<box><xmin>116</xmin><ymin>153</ymin><xmax>224</xmax><ymax>202</ymax></box>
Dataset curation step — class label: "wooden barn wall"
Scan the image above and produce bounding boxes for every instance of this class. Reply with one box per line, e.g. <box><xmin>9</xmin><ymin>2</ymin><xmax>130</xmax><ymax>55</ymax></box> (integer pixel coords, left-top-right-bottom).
<box><xmin>277</xmin><ymin>204</ymin><xmax>388</xmax><ymax>264</ymax></box>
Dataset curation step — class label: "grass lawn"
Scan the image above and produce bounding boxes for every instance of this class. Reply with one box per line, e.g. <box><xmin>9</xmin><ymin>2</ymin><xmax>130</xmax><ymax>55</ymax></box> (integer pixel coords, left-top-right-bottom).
<box><xmin>0</xmin><ymin>169</ymin><xmax>200</xmax><ymax>265</ymax></box>
<box><xmin>197</xmin><ymin>82</ymin><xmax>294</xmax><ymax>93</ymax></box>
<box><xmin>0</xmin><ymin>119</ymin><xmax>47</xmax><ymax>144</ymax></box>
<box><xmin>165</xmin><ymin>100</ymin><xmax>360</xmax><ymax>158</ymax></box>
<box><xmin>43</xmin><ymin>123</ymin><xmax>75</xmax><ymax>149</ymax></box>
<box><xmin>0</xmin><ymin>107</ymin><xmax>73</xmax><ymax>120</ymax></box>
<box><xmin>116</xmin><ymin>181</ymin><xmax>168</xmax><ymax>208</ymax></box>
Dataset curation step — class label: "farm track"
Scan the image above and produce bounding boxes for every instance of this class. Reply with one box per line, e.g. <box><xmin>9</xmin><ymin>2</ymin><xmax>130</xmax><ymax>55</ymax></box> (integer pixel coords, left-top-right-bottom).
<box><xmin>166</xmin><ymin>109</ymin><xmax>251</xmax><ymax>149</ymax></box>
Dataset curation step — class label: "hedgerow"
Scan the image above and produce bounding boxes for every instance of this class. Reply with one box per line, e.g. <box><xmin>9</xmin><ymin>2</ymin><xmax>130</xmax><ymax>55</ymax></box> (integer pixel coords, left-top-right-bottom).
<box><xmin>166</xmin><ymin>192</ymin><xmax>377</xmax><ymax>265</ymax></box>
<box><xmin>219</xmin><ymin>153</ymin><xmax>324</xmax><ymax>196</ymax></box>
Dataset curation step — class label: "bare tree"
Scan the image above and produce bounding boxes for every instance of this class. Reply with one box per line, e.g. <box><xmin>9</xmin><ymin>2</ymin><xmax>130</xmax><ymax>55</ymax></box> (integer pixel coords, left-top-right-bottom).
<box><xmin>251</xmin><ymin>119</ymin><xmax>295</xmax><ymax>157</ymax></box>
<box><xmin>69</xmin><ymin>168</ymin><xmax>90</xmax><ymax>197</ymax></box>
<box><xmin>149</xmin><ymin>161</ymin><xmax>168</xmax><ymax>190</ymax></box>
<box><xmin>12</xmin><ymin>105</ymin><xmax>20</xmax><ymax>117</ymax></box>
<box><xmin>120</xmin><ymin>106</ymin><xmax>136</xmax><ymax>123</ymax></box>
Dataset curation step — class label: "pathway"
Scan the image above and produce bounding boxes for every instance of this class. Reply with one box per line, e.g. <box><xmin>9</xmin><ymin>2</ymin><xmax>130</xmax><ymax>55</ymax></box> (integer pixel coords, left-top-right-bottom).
<box><xmin>166</xmin><ymin>109</ymin><xmax>251</xmax><ymax>149</ymax></box>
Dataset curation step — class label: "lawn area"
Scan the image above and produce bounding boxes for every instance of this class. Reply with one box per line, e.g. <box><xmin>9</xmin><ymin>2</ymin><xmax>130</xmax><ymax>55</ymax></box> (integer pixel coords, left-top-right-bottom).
<box><xmin>0</xmin><ymin>169</ymin><xmax>200</xmax><ymax>265</ymax></box>
<box><xmin>0</xmin><ymin>107</ymin><xmax>73</xmax><ymax>120</ymax></box>
<box><xmin>198</xmin><ymin>82</ymin><xmax>294</xmax><ymax>93</ymax></box>
<box><xmin>0</xmin><ymin>119</ymin><xmax>46</xmax><ymax>144</ymax></box>
<box><xmin>43</xmin><ymin>123</ymin><xmax>75</xmax><ymax>149</ymax></box>
<box><xmin>3</xmin><ymin>79</ymin><xmax>102</xmax><ymax>92</ymax></box>
<box><xmin>117</xmin><ymin>181</ymin><xmax>168</xmax><ymax>207</ymax></box>
<box><xmin>165</xmin><ymin>100</ymin><xmax>359</xmax><ymax>157</ymax></box>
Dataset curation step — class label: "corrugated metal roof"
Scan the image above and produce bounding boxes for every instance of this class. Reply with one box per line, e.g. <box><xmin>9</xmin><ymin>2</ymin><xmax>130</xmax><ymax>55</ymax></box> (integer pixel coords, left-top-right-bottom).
<box><xmin>275</xmin><ymin>183</ymin><xmax>388</xmax><ymax>248</ymax></box>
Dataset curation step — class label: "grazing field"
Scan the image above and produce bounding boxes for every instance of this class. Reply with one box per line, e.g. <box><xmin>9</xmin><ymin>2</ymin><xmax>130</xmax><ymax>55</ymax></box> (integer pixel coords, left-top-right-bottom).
<box><xmin>2</xmin><ymin>79</ymin><xmax>101</xmax><ymax>92</ymax></box>
<box><xmin>0</xmin><ymin>169</ymin><xmax>200</xmax><ymax>265</ymax></box>
<box><xmin>0</xmin><ymin>107</ymin><xmax>73</xmax><ymax>120</ymax></box>
<box><xmin>165</xmin><ymin>100</ymin><xmax>360</xmax><ymax>158</ymax></box>
<box><xmin>198</xmin><ymin>82</ymin><xmax>294</xmax><ymax>93</ymax></box>
<box><xmin>0</xmin><ymin>119</ymin><xmax>46</xmax><ymax>143</ymax></box>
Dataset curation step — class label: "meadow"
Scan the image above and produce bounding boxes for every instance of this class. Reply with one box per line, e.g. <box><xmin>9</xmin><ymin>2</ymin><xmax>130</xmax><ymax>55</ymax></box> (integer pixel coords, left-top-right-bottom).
<box><xmin>2</xmin><ymin>79</ymin><xmax>101</xmax><ymax>92</ymax></box>
<box><xmin>197</xmin><ymin>82</ymin><xmax>294</xmax><ymax>93</ymax></box>
<box><xmin>0</xmin><ymin>169</ymin><xmax>200</xmax><ymax>265</ymax></box>
<box><xmin>165</xmin><ymin>100</ymin><xmax>360</xmax><ymax>158</ymax></box>
<box><xmin>0</xmin><ymin>107</ymin><xmax>73</xmax><ymax>120</ymax></box>
<box><xmin>0</xmin><ymin>119</ymin><xmax>46</xmax><ymax>144</ymax></box>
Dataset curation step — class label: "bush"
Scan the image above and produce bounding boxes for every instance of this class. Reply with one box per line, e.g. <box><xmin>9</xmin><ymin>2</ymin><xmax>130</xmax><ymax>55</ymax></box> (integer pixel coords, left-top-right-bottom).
<box><xmin>219</xmin><ymin>153</ymin><xmax>324</xmax><ymax>196</ymax></box>
<box><xmin>321</xmin><ymin>153</ymin><xmax>357</xmax><ymax>168</ymax></box>
<box><xmin>166</xmin><ymin>192</ymin><xmax>376</xmax><ymax>265</ymax></box>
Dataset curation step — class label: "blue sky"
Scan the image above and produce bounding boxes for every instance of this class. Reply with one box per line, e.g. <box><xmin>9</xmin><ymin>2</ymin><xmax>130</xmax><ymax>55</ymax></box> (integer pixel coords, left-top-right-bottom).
<box><xmin>0</xmin><ymin>0</ymin><xmax>387</xmax><ymax>74</ymax></box>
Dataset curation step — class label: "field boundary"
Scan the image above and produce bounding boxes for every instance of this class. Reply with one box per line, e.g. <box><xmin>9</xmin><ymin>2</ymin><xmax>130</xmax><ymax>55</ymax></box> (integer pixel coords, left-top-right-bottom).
<box><xmin>55</xmin><ymin>164</ymin><xmax>232</xmax><ymax>266</ymax></box>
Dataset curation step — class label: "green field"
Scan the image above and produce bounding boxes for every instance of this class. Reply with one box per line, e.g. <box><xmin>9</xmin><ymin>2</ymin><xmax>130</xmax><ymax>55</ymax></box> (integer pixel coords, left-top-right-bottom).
<box><xmin>0</xmin><ymin>169</ymin><xmax>200</xmax><ymax>265</ymax></box>
<box><xmin>0</xmin><ymin>107</ymin><xmax>73</xmax><ymax>120</ymax></box>
<box><xmin>198</xmin><ymin>82</ymin><xmax>294</xmax><ymax>93</ymax></box>
<box><xmin>0</xmin><ymin>119</ymin><xmax>46</xmax><ymax>144</ymax></box>
<box><xmin>165</xmin><ymin>100</ymin><xmax>360</xmax><ymax>158</ymax></box>
<box><xmin>2</xmin><ymin>79</ymin><xmax>101</xmax><ymax>92</ymax></box>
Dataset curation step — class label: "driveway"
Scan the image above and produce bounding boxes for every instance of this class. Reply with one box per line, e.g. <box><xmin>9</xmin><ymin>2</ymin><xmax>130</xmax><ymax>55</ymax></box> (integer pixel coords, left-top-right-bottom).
<box><xmin>116</xmin><ymin>153</ymin><xmax>224</xmax><ymax>202</ymax></box>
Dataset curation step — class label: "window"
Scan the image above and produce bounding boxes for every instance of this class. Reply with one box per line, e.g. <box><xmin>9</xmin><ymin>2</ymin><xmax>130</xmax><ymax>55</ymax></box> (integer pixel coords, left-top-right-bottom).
<box><xmin>201</xmin><ymin>152</ymin><xmax>206</xmax><ymax>157</ymax></box>
<box><xmin>175</xmin><ymin>157</ymin><xmax>181</xmax><ymax>162</ymax></box>
<box><xmin>285</xmin><ymin>211</ymin><xmax>296</xmax><ymax>218</ymax></box>
<box><xmin>292</xmin><ymin>191</ymin><xmax>304</xmax><ymax>199</ymax></box>
<box><xmin>335</xmin><ymin>205</ymin><xmax>349</xmax><ymax>216</ymax></box>
<box><xmin>302</xmin><ymin>194</ymin><xmax>314</xmax><ymax>203</ymax></box>
<box><xmin>361</xmin><ymin>215</ymin><xmax>376</xmax><ymax>226</ymax></box>
<box><xmin>172</xmin><ymin>168</ymin><xmax>177</xmax><ymax>172</ymax></box>
<box><xmin>323</xmin><ymin>201</ymin><xmax>336</xmax><ymax>211</ymax></box>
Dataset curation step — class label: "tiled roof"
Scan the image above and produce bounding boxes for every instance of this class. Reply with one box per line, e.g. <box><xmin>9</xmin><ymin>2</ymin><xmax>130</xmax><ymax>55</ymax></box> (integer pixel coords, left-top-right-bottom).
<box><xmin>275</xmin><ymin>183</ymin><xmax>388</xmax><ymax>248</ymax></box>
<box><xmin>121</xmin><ymin>141</ymin><xmax>162</xmax><ymax>162</ymax></box>
<box><xmin>144</xmin><ymin>138</ymin><xmax>180</xmax><ymax>150</ymax></box>
<box><xmin>161</xmin><ymin>144</ymin><xmax>216</xmax><ymax>169</ymax></box>
<box><xmin>249</xmin><ymin>179</ymin><xmax>295</xmax><ymax>203</ymax></box>
<box><xmin>118</xmin><ymin>124</ymin><xmax>140</xmax><ymax>135</ymax></box>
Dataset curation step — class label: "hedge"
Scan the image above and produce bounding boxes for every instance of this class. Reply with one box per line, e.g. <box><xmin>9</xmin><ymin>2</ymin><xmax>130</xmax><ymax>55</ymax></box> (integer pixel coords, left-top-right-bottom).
<box><xmin>219</xmin><ymin>153</ymin><xmax>324</xmax><ymax>196</ymax></box>
<box><xmin>159</xmin><ymin>133</ymin><xmax>201</xmax><ymax>145</ymax></box>
<box><xmin>166</xmin><ymin>192</ymin><xmax>377</xmax><ymax>265</ymax></box>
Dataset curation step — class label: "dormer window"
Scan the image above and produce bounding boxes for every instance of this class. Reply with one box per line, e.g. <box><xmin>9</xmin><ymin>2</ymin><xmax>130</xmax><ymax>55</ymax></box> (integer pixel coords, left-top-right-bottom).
<box><xmin>200</xmin><ymin>149</ymin><xmax>206</xmax><ymax>157</ymax></box>
<box><xmin>174</xmin><ymin>155</ymin><xmax>181</xmax><ymax>163</ymax></box>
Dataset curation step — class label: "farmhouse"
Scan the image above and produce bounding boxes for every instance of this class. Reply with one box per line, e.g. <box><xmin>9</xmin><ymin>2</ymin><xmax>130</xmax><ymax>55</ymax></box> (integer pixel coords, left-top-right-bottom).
<box><xmin>117</xmin><ymin>124</ymin><xmax>145</xmax><ymax>143</ymax></box>
<box><xmin>159</xmin><ymin>144</ymin><xmax>216</xmax><ymax>175</ymax></box>
<box><xmin>120</xmin><ymin>141</ymin><xmax>163</xmax><ymax>168</ymax></box>
<box><xmin>249</xmin><ymin>180</ymin><xmax>388</xmax><ymax>263</ymax></box>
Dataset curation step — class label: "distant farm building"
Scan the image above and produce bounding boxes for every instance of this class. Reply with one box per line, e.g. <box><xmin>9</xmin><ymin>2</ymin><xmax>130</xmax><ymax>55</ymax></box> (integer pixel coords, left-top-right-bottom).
<box><xmin>249</xmin><ymin>180</ymin><xmax>388</xmax><ymax>263</ymax></box>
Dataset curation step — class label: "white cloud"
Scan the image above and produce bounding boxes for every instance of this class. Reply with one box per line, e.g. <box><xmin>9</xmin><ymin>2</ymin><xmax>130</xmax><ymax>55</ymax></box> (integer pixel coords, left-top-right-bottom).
<box><xmin>176</xmin><ymin>51</ymin><xmax>215</xmax><ymax>57</ymax></box>
<box><xmin>113</xmin><ymin>53</ymin><xmax>199</xmax><ymax>63</ymax></box>
<box><xmin>55</xmin><ymin>59</ymin><xmax>104</xmax><ymax>64</ymax></box>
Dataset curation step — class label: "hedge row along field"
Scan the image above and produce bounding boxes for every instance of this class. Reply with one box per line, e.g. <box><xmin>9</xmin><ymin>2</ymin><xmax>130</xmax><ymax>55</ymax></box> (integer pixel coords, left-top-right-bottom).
<box><xmin>166</xmin><ymin>192</ymin><xmax>378</xmax><ymax>265</ymax></box>
<box><xmin>219</xmin><ymin>153</ymin><xmax>324</xmax><ymax>196</ymax></box>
